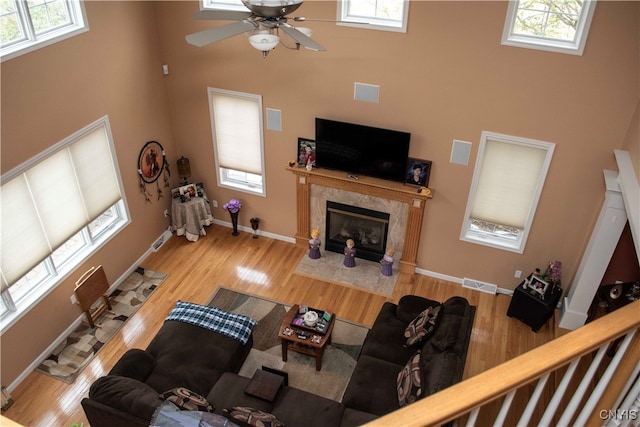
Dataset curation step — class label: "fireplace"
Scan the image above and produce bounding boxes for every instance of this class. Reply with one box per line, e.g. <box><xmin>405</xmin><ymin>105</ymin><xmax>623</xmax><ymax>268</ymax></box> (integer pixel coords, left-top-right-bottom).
<box><xmin>325</xmin><ymin>201</ymin><xmax>390</xmax><ymax>262</ymax></box>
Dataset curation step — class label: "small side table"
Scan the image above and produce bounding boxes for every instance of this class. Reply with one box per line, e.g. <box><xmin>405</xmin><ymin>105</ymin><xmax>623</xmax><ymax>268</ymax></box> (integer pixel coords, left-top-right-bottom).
<box><xmin>171</xmin><ymin>197</ymin><xmax>213</xmax><ymax>242</ymax></box>
<box><xmin>278</xmin><ymin>304</ymin><xmax>335</xmax><ymax>371</ymax></box>
<box><xmin>507</xmin><ymin>277</ymin><xmax>562</xmax><ymax>332</ymax></box>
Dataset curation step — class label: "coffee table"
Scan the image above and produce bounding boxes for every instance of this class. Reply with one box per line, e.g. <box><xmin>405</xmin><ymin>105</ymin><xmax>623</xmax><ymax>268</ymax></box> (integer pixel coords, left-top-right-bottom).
<box><xmin>278</xmin><ymin>304</ymin><xmax>335</xmax><ymax>371</ymax></box>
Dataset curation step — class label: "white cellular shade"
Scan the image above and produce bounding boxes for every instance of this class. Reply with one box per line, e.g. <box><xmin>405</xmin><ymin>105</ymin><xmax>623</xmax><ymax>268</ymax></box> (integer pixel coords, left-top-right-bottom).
<box><xmin>1</xmin><ymin>119</ymin><xmax>122</xmax><ymax>287</ymax></box>
<box><xmin>470</xmin><ymin>138</ymin><xmax>548</xmax><ymax>229</ymax></box>
<box><xmin>211</xmin><ymin>93</ymin><xmax>262</xmax><ymax>175</ymax></box>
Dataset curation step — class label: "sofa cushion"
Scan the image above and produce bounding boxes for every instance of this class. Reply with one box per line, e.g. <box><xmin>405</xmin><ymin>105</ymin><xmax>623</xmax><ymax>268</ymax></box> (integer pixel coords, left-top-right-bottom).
<box><xmin>88</xmin><ymin>375</ymin><xmax>162</xmax><ymax>421</ymax></box>
<box><xmin>207</xmin><ymin>372</ymin><xmax>275</xmax><ymax>414</ymax></box>
<box><xmin>360</xmin><ymin>303</ymin><xmax>417</xmax><ymax>366</ymax></box>
<box><xmin>397</xmin><ymin>350</ymin><xmax>422</xmax><ymax>406</ymax></box>
<box><xmin>404</xmin><ymin>305</ymin><xmax>441</xmax><ymax>347</ymax></box>
<box><xmin>152</xmin><ymin>401</ymin><xmax>238</xmax><ymax>427</ymax></box>
<box><xmin>109</xmin><ymin>349</ymin><xmax>156</xmax><ymax>382</ymax></box>
<box><xmin>160</xmin><ymin>387</ymin><xmax>214</xmax><ymax>412</ymax></box>
<box><xmin>271</xmin><ymin>386</ymin><xmax>345</xmax><ymax>427</ymax></box>
<box><xmin>421</xmin><ymin>351</ymin><xmax>463</xmax><ymax>396</ymax></box>
<box><xmin>144</xmin><ymin>320</ymin><xmax>251</xmax><ymax>395</ymax></box>
<box><xmin>396</xmin><ymin>295</ymin><xmax>441</xmax><ymax>324</ymax></box>
<box><xmin>339</xmin><ymin>408</ymin><xmax>378</xmax><ymax>427</ymax></box>
<box><xmin>341</xmin><ymin>355</ymin><xmax>403</xmax><ymax>416</ymax></box>
<box><xmin>427</xmin><ymin>297</ymin><xmax>474</xmax><ymax>356</ymax></box>
<box><xmin>223</xmin><ymin>406</ymin><xmax>285</xmax><ymax>427</ymax></box>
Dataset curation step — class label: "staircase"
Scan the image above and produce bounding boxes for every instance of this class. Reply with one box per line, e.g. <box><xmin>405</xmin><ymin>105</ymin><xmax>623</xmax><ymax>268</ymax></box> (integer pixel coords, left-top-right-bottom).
<box><xmin>365</xmin><ymin>300</ymin><xmax>640</xmax><ymax>427</ymax></box>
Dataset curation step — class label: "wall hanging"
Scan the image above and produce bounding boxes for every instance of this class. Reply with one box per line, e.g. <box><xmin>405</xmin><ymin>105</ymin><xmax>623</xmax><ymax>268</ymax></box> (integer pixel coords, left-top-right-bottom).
<box><xmin>138</xmin><ymin>140</ymin><xmax>170</xmax><ymax>202</ymax></box>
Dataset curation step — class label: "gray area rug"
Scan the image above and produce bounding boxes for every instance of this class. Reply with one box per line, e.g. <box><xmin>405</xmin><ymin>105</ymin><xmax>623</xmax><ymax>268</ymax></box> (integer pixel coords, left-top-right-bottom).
<box><xmin>36</xmin><ymin>267</ymin><xmax>167</xmax><ymax>383</ymax></box>
<box><xmin>294</xmin><ymin>250</ymin><xmax>398</xmax><ymax>296</ymax></box>
<box><xmin>208</xmin><ymin>287</ymin><xmax>369</xmax><ymax>402</ymax></box>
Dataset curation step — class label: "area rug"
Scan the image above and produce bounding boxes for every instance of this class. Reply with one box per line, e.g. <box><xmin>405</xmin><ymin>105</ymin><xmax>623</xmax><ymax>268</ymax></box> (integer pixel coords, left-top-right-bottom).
<box><xmin>209</xmin><ymin>287</ymin><xmax>369</xmax><ymax>402</ymax></box>
<box><xmin>294</xmin><ymin>250</ymin><xmax>398</xmax><ymax>296</ymax></box>
<box><xmin>36</xmin><ymin>267</ymin><xmax>167</xmax><ymax>383</ymax></box>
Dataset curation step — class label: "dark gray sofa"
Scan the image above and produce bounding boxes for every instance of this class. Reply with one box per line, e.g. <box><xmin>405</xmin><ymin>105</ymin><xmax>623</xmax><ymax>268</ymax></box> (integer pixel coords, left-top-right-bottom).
<box><xmin>342</xmin><ymin>295</ymin><xmax>476</xmax><ymax>416</ymax></box>
<box><xmin>81</xmin><ymin>295</ymin><xmax>475</xmax><ymax>426</ymax></box>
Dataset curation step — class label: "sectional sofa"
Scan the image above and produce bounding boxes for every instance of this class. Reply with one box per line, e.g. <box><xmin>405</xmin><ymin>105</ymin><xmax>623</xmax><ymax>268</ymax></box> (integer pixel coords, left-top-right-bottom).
<box><xmin>82</xmin><ymin>295</ymin><xmax>475</xmax><ymax>426</ymax></box>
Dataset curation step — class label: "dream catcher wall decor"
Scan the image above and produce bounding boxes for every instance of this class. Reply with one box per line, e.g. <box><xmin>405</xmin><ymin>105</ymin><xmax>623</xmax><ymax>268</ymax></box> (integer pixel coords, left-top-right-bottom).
<box><xmin>137</xmin><ymin>140</ymin><xmax>171</xmax><ymax>202</ymax></box>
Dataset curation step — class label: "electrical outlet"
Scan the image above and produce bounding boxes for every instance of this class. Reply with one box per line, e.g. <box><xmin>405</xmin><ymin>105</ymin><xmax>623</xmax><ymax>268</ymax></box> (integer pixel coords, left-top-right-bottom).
<box><xmin>70</xmin><ymin>294</ymin><xmax>77</xmax><ymax>304</ymax></box>
<box><xmin>212</xmin><ymin>200</ymin><xmax>218</xmax><ymax>208</ymax></box>
<box><xmin>515</xmin><ymin>270</ymin><xmax>522</xmax><ymax>279</ymax></box>
<box><xmin>163</xmin><ymin>209</ymin><xmax>169</xmax><ymax>218</ymax></box>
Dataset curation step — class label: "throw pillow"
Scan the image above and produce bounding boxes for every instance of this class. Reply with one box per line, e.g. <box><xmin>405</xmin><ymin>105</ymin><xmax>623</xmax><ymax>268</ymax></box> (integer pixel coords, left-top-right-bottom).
<box><xmin>404</xmin><ymin>304</ymin><xmax>441</xmax><ymax>347</ymax></box>
<box><xmin>223</xmin><ymin>406</ymin><xmax>285</xmax><ymax>427</ymax></box>
<box><xmin>160</xmin><ymin>387</ymin><xmax>214</xmax><ymax>412</ymax></box>
<box><xmin>397</xmin><ymin>350</ymin><xmax>422</xmax><ymax>407</ymax></box>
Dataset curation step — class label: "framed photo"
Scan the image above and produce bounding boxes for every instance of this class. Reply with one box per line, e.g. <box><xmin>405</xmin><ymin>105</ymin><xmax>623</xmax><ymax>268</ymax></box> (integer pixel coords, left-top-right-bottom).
<box><xmin>137</xmin><ymin>140</ymin><xmax>166</xmax><ymax>184</ymax></box>
<box><xmin>405</xmin><ymin>158</ymin><xmax>432</xmax><ymax>187</ymax></box>
<box><xmin>297</xmin><ymin>138</ymin><xmax>316</xmax><ymax>168</ymax></box>
<box><xmin>178</xmin><ymin>183</ymin><xmax>197</xmax><ymax>202</ymax></box>
<box><xmin>171</xmin><ymin>187</ymin><xmax>181</xmax><ymax>199</ymax></box>
<box><xmin>196</xmin><ymin>182</ymin><xmax>205</xmax><ymax>197</ymax></box>
<box><xmin>529</xmin><ymin>275</ymin><xmax>549</xmax><ymax>297</ymax></box>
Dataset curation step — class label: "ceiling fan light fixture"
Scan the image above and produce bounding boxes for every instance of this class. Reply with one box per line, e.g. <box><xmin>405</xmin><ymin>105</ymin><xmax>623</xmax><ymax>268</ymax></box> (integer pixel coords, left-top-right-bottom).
<box><xmin>249</xmin><ymin>34</ymin><xmax>280</xmax><ymax>57</ymax></box>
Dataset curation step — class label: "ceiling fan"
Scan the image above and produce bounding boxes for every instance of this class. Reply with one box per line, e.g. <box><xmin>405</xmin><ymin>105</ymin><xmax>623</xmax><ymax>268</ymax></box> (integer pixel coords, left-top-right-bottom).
<box><xmin>186</xmin><ymin>0</ymin><xmax>326</xmax><ymax>58</ymax></box>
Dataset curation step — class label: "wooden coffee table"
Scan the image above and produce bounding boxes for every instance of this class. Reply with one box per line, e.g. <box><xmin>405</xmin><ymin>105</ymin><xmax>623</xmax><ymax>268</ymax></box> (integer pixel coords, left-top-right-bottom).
<box><xmin>278</xmin><ymin>304</ymin><xmax>335</xmax><ymax>371</ymax></box>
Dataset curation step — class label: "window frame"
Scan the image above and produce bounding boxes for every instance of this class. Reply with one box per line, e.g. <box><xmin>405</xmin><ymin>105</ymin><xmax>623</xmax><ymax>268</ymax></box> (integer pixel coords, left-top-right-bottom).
<box><xmin>501</xmin><ymin>0</ymin><xmax>597</xmax><ymax>56</ymax></box>
<box><xmin>1</xmin><ymin>0</ymin><xmax>88</xmax><ymax>62</ymax></box>
<box><xmin>201</xmin><ymin>0</ymin><xmax>248</xmax><ymax>12</ymax></box>
<box><xmin>460</xmin><ymin>131</ymin><xmax>555</xmax><ymax>254</ymax></box>
<box><xmin>0</xmin><ymin>116</ymin><xmax>130</xmax><ymax>332</ymax></box>
<box><xmin>337</xmin><ymin>0</ymin><xmax>410</xmax><ymax>33</ymax></box>
<box><xmin>208</xmin><ymin>87</ymin><xmax>267</xmax><ymax>197</ymax></box>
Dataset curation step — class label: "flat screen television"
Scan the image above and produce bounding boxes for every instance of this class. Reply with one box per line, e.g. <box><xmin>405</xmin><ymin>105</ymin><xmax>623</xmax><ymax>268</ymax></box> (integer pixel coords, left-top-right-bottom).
<box><xmin>315</xmin><ymin>118</ymin><xmax>410</xmax><ymax>183</ymax></box>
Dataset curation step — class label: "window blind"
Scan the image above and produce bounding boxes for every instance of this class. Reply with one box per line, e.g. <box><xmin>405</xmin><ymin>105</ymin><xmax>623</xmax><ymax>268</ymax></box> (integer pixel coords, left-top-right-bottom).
<box><xmin>1</xmin><ymin>122</ymin><xmax>121</xmax><ymax>288</ymax></box>
<box><xmin>470</xmin><ymin>138</ymin><xmax>547</xmax><ymax>229</ymax></box>
<box><xmin>211</xmin><ymin>92</ymin><xmax>262</xmax><ymax>175</ymax></box>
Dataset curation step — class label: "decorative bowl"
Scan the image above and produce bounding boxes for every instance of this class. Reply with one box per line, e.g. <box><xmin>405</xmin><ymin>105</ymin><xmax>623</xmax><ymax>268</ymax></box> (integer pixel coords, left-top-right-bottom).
<box><xmin>303</xmin><ymin>310</ymin><xmax>319</xmax><ymax>327</ymax></box>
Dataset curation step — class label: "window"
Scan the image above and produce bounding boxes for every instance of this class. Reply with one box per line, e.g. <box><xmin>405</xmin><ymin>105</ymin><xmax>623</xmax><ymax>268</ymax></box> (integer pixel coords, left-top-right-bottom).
<box><xmin>338</xmin><ymin>0</ymin><xmax>409</xmax><ymax>33</ymax></box>
<box><xmin>208</xmin><ymin>87</ymin><xmax>266</xmax><ymax>196</ymax></box>
<box><xmin>1</xmin><ymin>116</ymin><xmax>129</xmax><ymax>330</ymax></box>
<box><xmin>1</xmin><ymin>0</ymin><xmax>87</xmax><ymax>62</ymax></box>
<box><xmin>502</xmin><ymin>0</ymin><xmax>596</xmax><ymax>55</ymax></box>
<box><xmin>460</xmin><ymin>131</ymin><xmax>555</xmax><ymax>253</ymax></box>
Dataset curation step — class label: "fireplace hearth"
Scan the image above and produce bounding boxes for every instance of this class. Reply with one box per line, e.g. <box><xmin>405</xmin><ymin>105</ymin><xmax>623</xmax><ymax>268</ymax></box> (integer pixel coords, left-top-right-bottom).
<box><xmin>325</xmin><ymin>201</ymin><xmax>390</xmax><ymax>262</ymax></box>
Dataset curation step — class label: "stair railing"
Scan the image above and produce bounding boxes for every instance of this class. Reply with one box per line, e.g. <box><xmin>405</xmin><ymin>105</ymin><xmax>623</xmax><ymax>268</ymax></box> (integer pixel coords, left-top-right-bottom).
<box><xmin>365</xmin><ymin>300</ymin><xmax>640</xmax><ymax>427</ymax></box>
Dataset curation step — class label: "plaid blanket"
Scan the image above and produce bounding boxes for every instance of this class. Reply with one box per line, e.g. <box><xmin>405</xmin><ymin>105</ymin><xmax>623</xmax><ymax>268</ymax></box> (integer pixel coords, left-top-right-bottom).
<box><xmin>166</xmin><ymin>301</ymin><xmax>257</xmax><ymax>345</ymax></box>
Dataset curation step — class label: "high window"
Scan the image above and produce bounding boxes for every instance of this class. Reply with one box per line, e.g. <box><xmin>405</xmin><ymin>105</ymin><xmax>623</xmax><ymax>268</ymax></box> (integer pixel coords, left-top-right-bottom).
<box><xmin>338</xmin><ymin>0</ymin><xmax>409</xmax><ymax>33</ymax></box>
<box><xmin>0</xmin><ymin>0</ymin><xmax>88</xmax><ymax>62</ymax></box>
<box><xmin>460</xmin><ymin>131</ymin><xmax>555</xmax><ymax>253</ymax></box>
<box><xmin>208</xmin><ymin>88</ymin><xmax>266</xmax><ymax>196</ymax></box>
<box><xmin>502</xmin><ymin>0</ymin><xmax>596</xmax><ymax>55</ymax></box>
<box><xmin>1</xmin><ymin>116</ymin><xmax>129</xmax><ymax>330</ymax></box>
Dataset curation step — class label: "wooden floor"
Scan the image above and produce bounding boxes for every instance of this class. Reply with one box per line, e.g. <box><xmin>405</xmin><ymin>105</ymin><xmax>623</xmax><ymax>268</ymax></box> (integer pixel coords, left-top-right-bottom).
<box><xmin>2</xmin><ymin>225</ymin><xmax>557</xmax><ymax>426</ymax></box>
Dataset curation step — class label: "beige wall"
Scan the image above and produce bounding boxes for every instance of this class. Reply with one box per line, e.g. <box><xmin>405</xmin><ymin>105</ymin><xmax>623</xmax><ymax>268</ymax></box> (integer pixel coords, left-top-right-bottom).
<box><xmin>1</xmin><ymin>1</ymin><xmax>638</xmax><ymax>387</ymax></box>
<box><xmin>1</xmin><ymin>2</ymin><xmax>178</xmax><ymax>385</ymax></box>
<box><xmin>156</xmin><ymin>0</ymin><xmax>638</xmax><ymax>284</ymax></box>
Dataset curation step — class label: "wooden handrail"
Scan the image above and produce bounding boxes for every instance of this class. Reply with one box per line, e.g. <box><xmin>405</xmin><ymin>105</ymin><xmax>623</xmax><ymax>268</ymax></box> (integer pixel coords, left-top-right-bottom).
<box><xmin>366</xmin><ymin>300</ymin><xmax>640</xmax><ymax>427</ymax></box>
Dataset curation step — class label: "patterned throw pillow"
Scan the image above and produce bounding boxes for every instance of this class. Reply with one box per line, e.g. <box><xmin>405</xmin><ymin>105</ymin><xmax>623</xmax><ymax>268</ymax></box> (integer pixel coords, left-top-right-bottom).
<box><xmin>403</xmin><ymin>305</ymin><xmax>441</xmax><ymax>347</ymax></box>
<box><xmin>223</xmin><ymin>406</ymin><xmax>285</xmax><ymax>427</ymax></box>
<box><xmin>397</xmin><ymin>350</ymin><xmax>422</xmax><ymax>407</ymax></box>
<box><xmin>160</xmin><ymin>387</ymin><xmax>214</xmax><ymax>412</ymax></box>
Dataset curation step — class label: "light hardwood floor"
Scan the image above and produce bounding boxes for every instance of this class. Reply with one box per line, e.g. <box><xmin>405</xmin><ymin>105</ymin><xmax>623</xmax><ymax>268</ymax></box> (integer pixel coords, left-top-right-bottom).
<box><xmin>2</xmin><ymin>225</ymin><xmax>557</xmax><ymax>426</ymax></box>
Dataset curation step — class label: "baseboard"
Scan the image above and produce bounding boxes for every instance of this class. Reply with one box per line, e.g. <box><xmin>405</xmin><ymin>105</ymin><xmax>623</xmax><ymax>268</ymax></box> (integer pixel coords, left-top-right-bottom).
<box><xmin>7</xmin><ymin>231</ymin><xmax>167</xmax><ymax>393</ymax></box>
<box><xmin>212</xmin><ymin>218</ymin><xmax>296</xmax><ymax>244</ymax></box>
<box><xmin>415</xmin><ymin>268</ymin><xmax>513</xmax><ymax>295</ymax></box>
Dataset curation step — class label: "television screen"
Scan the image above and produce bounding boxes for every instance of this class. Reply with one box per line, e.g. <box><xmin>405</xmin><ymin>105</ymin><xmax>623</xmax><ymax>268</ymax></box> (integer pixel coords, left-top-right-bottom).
<box><xmin>315</xmin><ymin>118</ymin><xmax>410</xmax><ymax>183</ymax></box>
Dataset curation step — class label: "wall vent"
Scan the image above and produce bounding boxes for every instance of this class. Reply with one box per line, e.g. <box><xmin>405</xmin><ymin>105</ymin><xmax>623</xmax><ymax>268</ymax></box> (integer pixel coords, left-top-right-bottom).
<box><xmin>152</xmin><ymin>229</ymin><xmax>172</xmax><ymax>252</ymax></box>
<box><xmin>462</xmin><ymin>277</ymin><xmax>498</xmax><ymax>295</ymax></box>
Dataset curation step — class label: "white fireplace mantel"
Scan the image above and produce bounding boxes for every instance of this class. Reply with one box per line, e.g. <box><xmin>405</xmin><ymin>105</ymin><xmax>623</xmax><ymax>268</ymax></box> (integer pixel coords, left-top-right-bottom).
<box><xmin>288</xmin><ymin>167</ymin><xmax>433</xmax><ymax>274</ymax></box>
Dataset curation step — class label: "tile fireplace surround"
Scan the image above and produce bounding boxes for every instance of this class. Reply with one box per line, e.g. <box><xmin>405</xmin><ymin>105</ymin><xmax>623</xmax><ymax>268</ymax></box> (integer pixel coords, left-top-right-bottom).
<box><xmin>288</xmin><ymin>167</ymin><xmax>433</xmax><ymax>274</ymax></box>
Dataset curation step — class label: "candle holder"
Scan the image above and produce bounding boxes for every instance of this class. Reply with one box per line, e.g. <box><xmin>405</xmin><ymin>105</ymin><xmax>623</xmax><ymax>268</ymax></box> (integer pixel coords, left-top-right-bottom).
<box><xmin>250</xmin><ymin>217</ymin><xmax>260</xmax><ymax>239</ymax></box>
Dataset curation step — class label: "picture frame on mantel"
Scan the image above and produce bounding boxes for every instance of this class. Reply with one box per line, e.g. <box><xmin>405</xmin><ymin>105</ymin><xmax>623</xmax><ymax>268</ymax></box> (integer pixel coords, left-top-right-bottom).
<box><xmin>297</xmin><ymin>138</ymin><xmax>316</xmax><ymax>168</ymax></box>
<box><xmin>405</xmin><ymin>158</ymin><xmax>432</xmax><ymax>188</ymax></box>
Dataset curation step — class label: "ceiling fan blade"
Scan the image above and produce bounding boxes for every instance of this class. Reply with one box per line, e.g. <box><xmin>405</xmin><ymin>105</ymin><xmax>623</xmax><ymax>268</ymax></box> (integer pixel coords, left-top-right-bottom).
<box><xmin>186</xmin><ymin>20</ymin><xmax>257</xmax><ymax>47</ymax></box>
<box><xmin>292</xmin><ymin>17</ymin><xmax>368</xmax><ymax>24</ymax></box>
<box><xmin>193</xmin><ymin>9</ymin><xmax>252</xmax><ymax>21</ymax></box>
<box><xmin>280</xmin><ymin>24</ymin><xmax>326</xmax><ymax>51</ymax></box>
